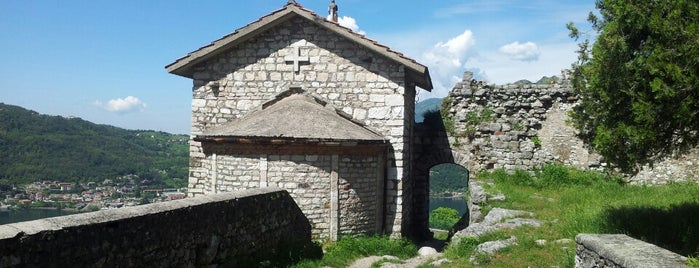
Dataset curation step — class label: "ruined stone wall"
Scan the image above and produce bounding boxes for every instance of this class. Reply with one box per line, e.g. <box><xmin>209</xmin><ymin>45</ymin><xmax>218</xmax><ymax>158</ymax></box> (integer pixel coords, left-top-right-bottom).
<box><xmin>188</xmin><ymin>17</ymin><xmax>415</xmax><ymax>236</ymax></box>
<box><xmin>0</xmin><ymin>188</ymin><xmax>314</xmax><ymax>268</ymax></box>
<box><xmin>445</xmin><ymin>71</ymin><xmax>699</xmax><ymax>184</ymax></box>
<box><xmin>446</xmin><ymin>72</ymin><xmax>602</xmax><ymax>173</ymax></box>
<box><xmin>630</xmin><ymin>147</ymin><xmax>699</xmax><ymax>184</ymax></box>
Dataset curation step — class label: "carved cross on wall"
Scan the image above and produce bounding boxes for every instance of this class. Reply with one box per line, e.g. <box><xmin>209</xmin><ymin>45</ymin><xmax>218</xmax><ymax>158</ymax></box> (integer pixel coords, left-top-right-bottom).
<box><xmin>284</xmin><ymin>47</ymin><xmax>310</xmax><ymax>73</ymax></box>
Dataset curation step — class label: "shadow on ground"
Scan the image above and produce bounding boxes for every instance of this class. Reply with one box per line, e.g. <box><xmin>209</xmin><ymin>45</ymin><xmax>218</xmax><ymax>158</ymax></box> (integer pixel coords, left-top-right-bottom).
<box><xmin>602</xmin><ymin>202</ymin><xmax>699</xmax><ymax>256</ymax></box>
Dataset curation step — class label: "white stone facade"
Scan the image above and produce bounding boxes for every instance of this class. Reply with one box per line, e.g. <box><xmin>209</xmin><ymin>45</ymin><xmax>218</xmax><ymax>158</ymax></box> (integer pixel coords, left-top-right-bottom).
<box><xmin>178</xmin><ymin>16</ymin><xmax>421</xmax><ymax>239</ymax></box>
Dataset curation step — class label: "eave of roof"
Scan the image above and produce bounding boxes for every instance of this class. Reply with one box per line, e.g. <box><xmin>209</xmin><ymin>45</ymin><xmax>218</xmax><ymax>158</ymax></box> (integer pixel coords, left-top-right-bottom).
<box><xmin>165</xmin><ymin>3</ymin><xmax>432</xmax><ymax>90</ymax></box>
<box><xmin>193</xmin><ymin>136</ymin><xmax>387</xmax><ymax>146</ymax></box>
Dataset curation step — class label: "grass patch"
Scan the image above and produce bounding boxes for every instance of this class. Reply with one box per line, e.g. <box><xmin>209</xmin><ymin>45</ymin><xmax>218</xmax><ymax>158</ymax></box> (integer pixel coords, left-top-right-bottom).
<box><xmin>293</xmin><ymin>235</ymin><xmax>417</xmax><ymax>268</ymax></box>
<box><xmin>294</xmin><ymin>165</ymin><xmax>699</xmax><ymax>267</ymax></box>
<box><xmin>438</xmin><ymin>165</ymin><xmax>699</xmax><ymax>267</ymax></box>
<box><xmin>370</xmin><ymin>257</ymin><xmax>404</xmax><ymax>268</ymax></box>
<box><xmin>688</xmin><ymin>256</ymin><xmax>699</xmax><ymax>267</ymax></box>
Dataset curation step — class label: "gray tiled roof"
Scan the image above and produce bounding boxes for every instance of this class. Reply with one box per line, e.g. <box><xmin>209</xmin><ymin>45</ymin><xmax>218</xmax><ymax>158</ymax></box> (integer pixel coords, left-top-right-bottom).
<box><xmin>200</xmin><ymin>93</ymin><xmax>385</xmax><ymax>142</ymax></box>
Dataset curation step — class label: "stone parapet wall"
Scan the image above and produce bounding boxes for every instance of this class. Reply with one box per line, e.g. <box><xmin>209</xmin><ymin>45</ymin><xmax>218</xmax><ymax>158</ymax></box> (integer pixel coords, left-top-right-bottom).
<box><xmin>0</xmin><ymin>188</ymin><xmax>313</xmax><ymax>267</ymax></box>
<box><xmin>446</xmin><ymin>71</ymin><xmax>602</xmax><ymax>173</ymax></box>
<box><xmin>575</xmin><ymin>234</ymin><xmax>689</xmax><ymax>268</ymax></box>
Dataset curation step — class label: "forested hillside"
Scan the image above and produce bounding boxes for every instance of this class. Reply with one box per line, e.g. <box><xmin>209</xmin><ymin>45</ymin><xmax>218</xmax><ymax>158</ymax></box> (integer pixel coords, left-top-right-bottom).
<box><xmin>0</xmin><ymin>103</ymin><xmax>188</xmax><ymax>187</ymax></box>
<box><xmin>430</xmin><ymin>164</ymin><xmax>469</xmax><ymax>195</ymax></box>
<box><xmin>415</xmin><ymin>98</ymin><xmax>442</xmax><ymax>123</ymax></box>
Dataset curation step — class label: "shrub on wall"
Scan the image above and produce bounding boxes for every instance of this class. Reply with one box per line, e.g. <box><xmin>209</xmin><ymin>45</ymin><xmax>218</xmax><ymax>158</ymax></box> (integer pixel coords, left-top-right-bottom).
<box><xmin>440</xmin><ymin>97</ymin><xmax>456</xmax><ymax>136</ymax></box>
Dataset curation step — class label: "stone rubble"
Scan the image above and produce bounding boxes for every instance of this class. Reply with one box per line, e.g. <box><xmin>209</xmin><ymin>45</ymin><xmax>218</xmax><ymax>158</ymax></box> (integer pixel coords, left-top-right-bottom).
<box><xmin>417</xmin><ymin>246</ymin><xmax>439</xmax><ymax>256</ymax></box>
<box><xmin>452</xmin><ymin>208</ymin><xmax>542</xmax><ymax>241</ymax></box>
<box><xmin>469</xmin><ymin>236</ymin><xmax>518</xmax><ymax>265</ymax></box>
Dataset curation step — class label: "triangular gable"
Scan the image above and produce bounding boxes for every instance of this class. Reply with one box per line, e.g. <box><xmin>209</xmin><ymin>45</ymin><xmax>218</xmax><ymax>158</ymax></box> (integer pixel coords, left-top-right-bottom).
<box><xmin>196</xmin><ymin>90</ymin><xmax>386</xmax><ymax>143</ymax></box>
<box><xmin>166</xmin><ymin>2</ymin><xmax>432</xmax><ymax>90</ymax></box>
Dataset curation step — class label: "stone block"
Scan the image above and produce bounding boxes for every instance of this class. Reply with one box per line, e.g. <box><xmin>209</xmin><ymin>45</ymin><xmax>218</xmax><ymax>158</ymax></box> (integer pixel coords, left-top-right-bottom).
<box><xmin>385</xmin><ymin>94</ymin><xmax>403</xmax><ymax>106</ymax></box>
<box><xmin>368</xmin><ymin>107</ymin><xmax>391</xmax><ymax>119</ymax></box>
<box><xmin>369</xmin><ymin>94</ymin><xmax>385</xmax><ymax>102</ymax></box>
<box><xmin>192</xmin><ymin>99</ymin><xmax>206</xmax><ymax>108</ymax></box>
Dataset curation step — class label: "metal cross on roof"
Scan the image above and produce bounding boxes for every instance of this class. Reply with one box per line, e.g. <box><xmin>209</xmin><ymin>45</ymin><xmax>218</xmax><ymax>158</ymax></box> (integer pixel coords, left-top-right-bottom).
<box><xmin>284</xmin><ymin>47</ymin><xmax>310</xmax><ymax>73</ymax></box>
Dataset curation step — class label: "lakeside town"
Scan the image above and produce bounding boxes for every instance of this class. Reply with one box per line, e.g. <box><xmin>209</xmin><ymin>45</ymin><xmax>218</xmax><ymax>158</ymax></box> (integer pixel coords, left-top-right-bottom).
<box><xmin>1</xmin><ymin>175</ymin><xmax>187</xmax><ymax>212</ymax></box>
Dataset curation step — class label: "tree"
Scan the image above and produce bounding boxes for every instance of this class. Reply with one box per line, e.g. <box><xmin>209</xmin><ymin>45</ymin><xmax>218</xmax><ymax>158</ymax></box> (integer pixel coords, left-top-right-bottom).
<box><xmin>568</xmin><ymin>0</ymin><xmax>699</xmax><ymax>172</ymax></box>
<box><xmin>429</xmin><ymin>207</ymin><xmax>460</xmax><ymax>230</ymax></box>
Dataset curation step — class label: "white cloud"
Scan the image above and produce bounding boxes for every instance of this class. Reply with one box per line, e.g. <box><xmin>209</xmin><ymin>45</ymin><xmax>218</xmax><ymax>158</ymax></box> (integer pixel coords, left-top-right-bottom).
<box><xmin>95</xmin><ymin>96</ymin><xmax>146</xmax><ymax>114</ymax></box>
<box><xmin>419</xmin><ymin>30</ymin><xmax>476</xmax><ymax>99</ymax></box>
<box><xmin>499</xmin><ymin>41</ymin><xmax>541</xmax><ymax>62</ymax></box>
<box><xmin>422</xmin><ymin>30</ymin><xmax>475</xmax><ymax>68</ymax></box>
<box><xmin>472</xmin><ymin>42</ymin><xmax>576</xmax><ymax>84</ymax></box>
<box><xmin>331</xmin><ymin>15</ymin><xmax>366</xmax><ymax>35</ymax></box>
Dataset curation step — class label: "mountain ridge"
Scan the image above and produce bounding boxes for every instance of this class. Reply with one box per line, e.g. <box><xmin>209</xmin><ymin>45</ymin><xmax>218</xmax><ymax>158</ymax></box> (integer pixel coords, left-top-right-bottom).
<box><xmin>0</xmin><ymin>103</ymin><xmax>189</xmax><ymax>187</ymax></box>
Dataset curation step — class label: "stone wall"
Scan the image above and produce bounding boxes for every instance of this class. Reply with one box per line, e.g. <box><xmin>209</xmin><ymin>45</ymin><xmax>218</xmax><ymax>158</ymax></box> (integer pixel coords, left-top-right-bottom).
<box><xmin>0</xmin><ymin>188</ymin><xmax>315</xmax><ymax>267</ymax></box>
<box><xmin>338</xmin><ymin>155</ymin><xmax>383</xmax><ymax>235</ymax></box>
<box><xmin>575</xmin><ymin>234</ymin><xmax>689</xmax><ymax>268</ymax></box>
<box><xmin>630</xmin><ymin>147</ymin><xmax>699</xmax><ymax>184</ymax></box>
<box><xmin>188</xmin><ymin>16</ymin><xmax>416</xmax><ymax>236</ymax></box>
<box><xmin>198</xmin><ymin>143</ymin><xmax>383</xmax><ymax>240</ymax></box>
<box><xmin>446</xmin><ymin>71</ymin><xmax>602</xmax><ymax>173</ymax></box>
<box><xmin>444</xmin><ymin>71</ymin><xmax>699</xmax><ymax>184</ymax></box>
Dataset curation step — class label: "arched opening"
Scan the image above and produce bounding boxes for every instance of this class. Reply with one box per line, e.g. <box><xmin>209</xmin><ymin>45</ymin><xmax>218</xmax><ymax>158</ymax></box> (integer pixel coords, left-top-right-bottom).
<box><xmin>428</xmin><ymin>163</ymin><xmax>469</xmax><ymax>233</ymax></box>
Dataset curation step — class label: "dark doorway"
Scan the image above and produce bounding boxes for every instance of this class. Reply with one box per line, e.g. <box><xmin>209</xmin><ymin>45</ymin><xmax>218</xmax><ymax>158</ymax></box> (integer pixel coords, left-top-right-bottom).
<box><xmin>428</xmin><ymin>163</ymin><xmax>469</xmax><ymax>230</ymax></box>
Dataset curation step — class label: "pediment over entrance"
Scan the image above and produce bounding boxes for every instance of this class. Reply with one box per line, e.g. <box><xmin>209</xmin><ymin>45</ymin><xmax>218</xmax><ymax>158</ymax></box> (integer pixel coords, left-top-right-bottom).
<box><xmin>198</xmin><ymin>91</ymin><xmax>386</xmax><ymax>143</ymax></box>
<box><xmin>165</xmin><ymin>2</ymin><xmax>432</xmax><ymax>90</ymax></box>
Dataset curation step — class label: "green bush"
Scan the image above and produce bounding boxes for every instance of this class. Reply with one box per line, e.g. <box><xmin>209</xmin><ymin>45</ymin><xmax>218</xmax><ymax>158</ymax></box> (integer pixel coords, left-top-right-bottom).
<box><xmin>429</xmin><ymin>207</ymin><xmax>460</xmax><ymax>230</ymax></box>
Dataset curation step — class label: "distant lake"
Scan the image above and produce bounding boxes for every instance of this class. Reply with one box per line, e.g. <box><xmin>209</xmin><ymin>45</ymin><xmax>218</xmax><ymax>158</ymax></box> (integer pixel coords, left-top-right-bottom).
<box><xmin>0</xmin><ymin>209</ymin><xmax>77</xmax><ymax>225</ymax></box>
<box><xmin>430</xmin><ymin>196</ymin><xmax>468</xmax><ymax>215</ymax></box>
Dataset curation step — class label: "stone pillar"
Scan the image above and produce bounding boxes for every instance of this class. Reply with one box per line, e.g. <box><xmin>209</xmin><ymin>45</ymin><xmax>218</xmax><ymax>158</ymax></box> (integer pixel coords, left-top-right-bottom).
<box><xmin>259</xmin><ymin>155</ymin><xmax>268</xmax><ymax>187</ymax></box>
<box><xmin>211</xmin><ymin>153</ymin><xmax>218</xmax><ymax>194</ymax></box>
<box><xmin>375</xmin><ymin>154</ymin><xmax>385</xmax><ymax>233</ymax></box>
<box><xmin>330</xmin><ymin>154</ymin><xmax>339</xmax><ymax>241</ymax></box>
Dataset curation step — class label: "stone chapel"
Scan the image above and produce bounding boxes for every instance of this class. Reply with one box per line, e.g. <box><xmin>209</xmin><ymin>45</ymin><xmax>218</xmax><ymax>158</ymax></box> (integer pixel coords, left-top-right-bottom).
<box><xmin>166</xmin><ymin>1</ymin><xmax>432</xmax><ymax>240</ymax></box>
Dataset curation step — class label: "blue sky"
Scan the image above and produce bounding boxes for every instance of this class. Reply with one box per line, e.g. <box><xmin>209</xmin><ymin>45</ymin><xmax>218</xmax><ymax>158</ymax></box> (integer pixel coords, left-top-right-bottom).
<box><xmin>0</xmin><ymin>0</ymin><xmax>594</xmax><ymax>134</ymax></box>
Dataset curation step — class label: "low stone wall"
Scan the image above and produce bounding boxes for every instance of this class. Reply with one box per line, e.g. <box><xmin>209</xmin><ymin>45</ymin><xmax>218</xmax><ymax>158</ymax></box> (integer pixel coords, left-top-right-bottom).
<box><xmin>0</xmin><ymin>187</ymin><xmax>315</xmax><ymax>267</ymax></box>
<box><xmin>575</xmin><ymin>234</ymin><xmax>689</xmax><ymax>268</ymax></box>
